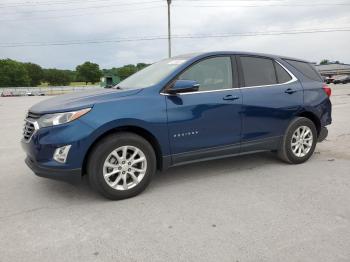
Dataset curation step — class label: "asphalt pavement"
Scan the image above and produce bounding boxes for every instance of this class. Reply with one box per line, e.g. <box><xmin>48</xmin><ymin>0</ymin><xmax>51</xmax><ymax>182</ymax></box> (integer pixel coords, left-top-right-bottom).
<box><xmin>0</xmin><ymin>84</ymin><xmax>349</xmax><ymax>262</ymax></box>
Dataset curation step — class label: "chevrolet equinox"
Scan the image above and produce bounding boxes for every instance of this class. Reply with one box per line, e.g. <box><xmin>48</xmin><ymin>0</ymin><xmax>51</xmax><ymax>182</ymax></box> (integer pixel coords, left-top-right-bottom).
<box><xmin>21</xmin><ymin>52</ymin><xmax>332</xmax><ymax>200</ymax></box>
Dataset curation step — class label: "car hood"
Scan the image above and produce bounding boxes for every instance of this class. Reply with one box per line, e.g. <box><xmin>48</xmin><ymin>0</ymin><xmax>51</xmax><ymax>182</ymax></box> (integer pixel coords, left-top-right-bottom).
<box><xmin>29</xmin><ymin>88</ymin><xmax>143</xmax><ymax>114</ymax></box>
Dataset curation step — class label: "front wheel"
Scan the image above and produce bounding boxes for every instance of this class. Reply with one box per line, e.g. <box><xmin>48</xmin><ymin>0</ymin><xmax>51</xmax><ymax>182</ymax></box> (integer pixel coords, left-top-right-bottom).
<box><xmin>87</xmin><ymin>132</ymin><xmax>156</xmax><ymax>200</ymax></box>
<box><xmin>278</xmin><ymin>117</ymin><xmax>317</xmax><ymax>164</ymax></box>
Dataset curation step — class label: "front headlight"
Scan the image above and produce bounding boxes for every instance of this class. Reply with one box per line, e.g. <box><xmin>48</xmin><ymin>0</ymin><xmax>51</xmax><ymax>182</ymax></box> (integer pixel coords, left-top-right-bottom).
<box><xmin>37</xmin><ymin>108</ymin><xmax>91</xmax><ymax>128</ymax></box>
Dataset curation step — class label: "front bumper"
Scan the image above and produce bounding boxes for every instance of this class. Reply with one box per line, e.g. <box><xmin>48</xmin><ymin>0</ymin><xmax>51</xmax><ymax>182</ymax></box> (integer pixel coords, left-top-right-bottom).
<box><xmin>21</xmin><ymin>118</ymin><xmax>95</xmax><ymax>183</ymax></box>
<box><xmin>25</xmin><ymin>156</ymin><xmax>81</xmax><ymax>184</ymax></box>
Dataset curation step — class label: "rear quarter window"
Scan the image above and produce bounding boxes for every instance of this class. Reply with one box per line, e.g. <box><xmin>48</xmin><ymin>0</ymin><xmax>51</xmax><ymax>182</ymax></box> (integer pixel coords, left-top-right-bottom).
<box><xmin>274</xmin><ymin>62</ymin><xmax>292</xmax><ymax>83</ymax></box>
<box><xmin>284</xmin><ymin>59</ymin><xmax>322</xmax><ymax>82</ymax></box>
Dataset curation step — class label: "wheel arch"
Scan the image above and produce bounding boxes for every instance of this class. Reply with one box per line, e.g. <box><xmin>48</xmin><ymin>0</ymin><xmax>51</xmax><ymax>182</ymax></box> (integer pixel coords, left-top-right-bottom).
<box><xmin>82</xmin><ymin>125</ymin><xmax>164</xmax><ymax>176</ymax></box>
<box><xmin>296</xmin><ymin>111</ymin><xmax>321</xmax><ymax>136</ymax></box>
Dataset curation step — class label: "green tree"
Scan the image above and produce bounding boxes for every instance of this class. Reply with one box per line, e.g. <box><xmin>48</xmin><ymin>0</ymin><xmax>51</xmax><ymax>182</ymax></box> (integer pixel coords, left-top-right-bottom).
<box><xmin>76</xmin><ymin>61</ymin><xmax>102</xmax><ymax>84</ymax></box>
<box><xmin>44</xmin><ymin>69</ymin><xmax>71</xmax><ymax>86</ymax></box>
<box><xmin>61</xmin><ymin>70</ymin><xmax>76</xmax><ymax>82</ymax></box>
<box><xmin>136</xmin><ymin>63</ymin><xmax>149</xmax><ymax>71</ymax></box>
<box><xmin>0</xmin><ymin>59</ymin><xmax>30</xmax><ymax>87</ymax></box>
<box><xmin>23</xmin><ymin>62</ymin><xmax>44</xmax><ymax>86</ymax></box>
<box><xmin>116</xmin><ymin>64</ymin><xmax>137</xmax><ymax>80</ymax></box>
<box><xmin>320</xmin><ymin>59</ymin><xmax>329</xmax><ymax>65</ymax></box>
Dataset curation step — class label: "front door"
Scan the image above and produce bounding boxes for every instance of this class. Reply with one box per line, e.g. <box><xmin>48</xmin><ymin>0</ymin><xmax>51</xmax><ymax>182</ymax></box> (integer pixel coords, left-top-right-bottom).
<box><xmin>165</xmin><ymin>56</ymin><xmax>242</xmax><ymax>164</ymax></box>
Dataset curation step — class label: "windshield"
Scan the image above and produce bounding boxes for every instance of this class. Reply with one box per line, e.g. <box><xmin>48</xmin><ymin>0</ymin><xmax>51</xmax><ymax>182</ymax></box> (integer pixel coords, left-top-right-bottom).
<box><xmin>117</xmin><ymin>58</ymin><xmax>188</xmax><ymax>89</ymax></box>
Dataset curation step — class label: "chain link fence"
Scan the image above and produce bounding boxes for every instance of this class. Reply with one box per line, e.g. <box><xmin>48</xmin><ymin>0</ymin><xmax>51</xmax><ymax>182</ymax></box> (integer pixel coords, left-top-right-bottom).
<box><xmin>1</xmin><ymin>85</ymin><xmax>101</xmax><ymax>96</ymax></box>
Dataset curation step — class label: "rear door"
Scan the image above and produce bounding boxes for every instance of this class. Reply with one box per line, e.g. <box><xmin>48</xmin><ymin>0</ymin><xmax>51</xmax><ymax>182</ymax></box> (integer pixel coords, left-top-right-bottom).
<box><xmin>238</xmin><ymin>55</ymin><xmax>303</xmax><ymax>151</ymax></box>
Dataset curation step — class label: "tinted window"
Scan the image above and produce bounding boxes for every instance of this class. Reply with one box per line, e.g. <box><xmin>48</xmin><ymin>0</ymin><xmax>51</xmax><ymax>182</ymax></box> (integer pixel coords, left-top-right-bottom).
<box><xmin>241</xmin><ymin>56</ymin><xmax>277</xmax><ymax>87</ymax></box>
<box><xmin>275</xmin><ymin>62</ymin><xmax>292</xmax><ymax>83</ymax></box>
<box><xmin>284</xmin><ymin>59</ymin><xmax>322</xmax><ymax>82</ymax></box>
<box><xmin>179</xmin><ymin>57</ymin><xmax>232</xmax><ymax>91</ymax></box>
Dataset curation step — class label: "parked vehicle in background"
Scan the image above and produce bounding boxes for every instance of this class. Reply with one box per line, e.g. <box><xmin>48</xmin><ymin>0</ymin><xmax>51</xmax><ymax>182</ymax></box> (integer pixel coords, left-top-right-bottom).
<box><xmin>324</xmin><ymin>76</ymin><xmax>334</xmax><ymax>84</ymax></box>
<box><xmin>1</xmin><ymin>91</ymin><xmax>14</xmax><ymax>97</ymax></box>
<box><xmin>21</xmin><ymin>51</ymin><xmax>332</xmax><ymax>200</ymax></box>
<box><xmin>333</xmin><ymin>75</ymin><xmax>350</xmax><ymax>84</ymax></box>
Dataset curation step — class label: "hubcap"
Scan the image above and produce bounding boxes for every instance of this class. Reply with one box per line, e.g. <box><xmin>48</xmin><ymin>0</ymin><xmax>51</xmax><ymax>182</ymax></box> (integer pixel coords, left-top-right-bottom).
<box><xmin>291</xmin><ymin>126</ymin><xmax>313</xmax><ymax>158</ymax></box>
<box><xmin>103</xmin><ymin>146</ymin><xmax>147</xmax><ymax>191</ymax></box>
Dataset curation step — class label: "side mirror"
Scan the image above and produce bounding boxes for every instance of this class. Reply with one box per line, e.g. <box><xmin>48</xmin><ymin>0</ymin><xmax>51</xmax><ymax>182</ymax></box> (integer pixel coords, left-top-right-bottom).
<box><xmin>168</xmin><ymin>80</ymin><xmax>200</xmax><ymax>94</ymax></box>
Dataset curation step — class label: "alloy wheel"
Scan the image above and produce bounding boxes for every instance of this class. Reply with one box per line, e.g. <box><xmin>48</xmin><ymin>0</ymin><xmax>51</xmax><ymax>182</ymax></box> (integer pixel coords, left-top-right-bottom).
<box><xmin>103</xmin><ymin>145</ymin><xmax>147</xmax><ymax>190</ymax></box>
<box><xmin>291</xmin><ymin>126</ymin><xmax>313</xmax><ymax>158</ymax></box>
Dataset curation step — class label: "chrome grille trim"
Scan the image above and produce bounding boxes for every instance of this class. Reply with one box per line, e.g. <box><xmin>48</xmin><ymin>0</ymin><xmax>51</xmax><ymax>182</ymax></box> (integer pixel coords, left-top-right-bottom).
<box><xmin>22</xmin><ymin>117</ymin><xmax>39</xmax><ymax>143</ymax></box>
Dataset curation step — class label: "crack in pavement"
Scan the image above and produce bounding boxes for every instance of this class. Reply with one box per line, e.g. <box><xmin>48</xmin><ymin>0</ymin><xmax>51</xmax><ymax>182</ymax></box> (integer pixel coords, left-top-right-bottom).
<box><xmin>0</xmin><ymin>205</ymin><xmax>72</xmax><ymax>221</ymax></box>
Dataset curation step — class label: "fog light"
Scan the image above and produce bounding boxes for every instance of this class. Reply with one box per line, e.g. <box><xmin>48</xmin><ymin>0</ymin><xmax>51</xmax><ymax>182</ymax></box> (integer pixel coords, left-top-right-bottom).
<box><xmin>53</xmin><ymin>145</ymin><xmax>71</xmax><ymax>163</ymax></box>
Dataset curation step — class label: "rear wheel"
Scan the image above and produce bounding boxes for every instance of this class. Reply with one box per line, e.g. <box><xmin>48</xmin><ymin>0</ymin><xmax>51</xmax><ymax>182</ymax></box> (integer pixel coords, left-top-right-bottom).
<box><xmin>87</xmin><ymin>132</ymin><xmax>156</xmax><ymax>200</ymax></box>
<box><xmin>278</xmin><ymin>117</ymin><xmax>317</xmax><ymax>164</ymax></box>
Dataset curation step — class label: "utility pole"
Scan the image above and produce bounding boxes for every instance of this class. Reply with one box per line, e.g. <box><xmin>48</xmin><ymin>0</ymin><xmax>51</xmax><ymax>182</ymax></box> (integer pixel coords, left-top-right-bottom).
<box><xmin>167</xmin><ymin>0</ymin><xmax>172</xmax><ymax>58</ymax></box>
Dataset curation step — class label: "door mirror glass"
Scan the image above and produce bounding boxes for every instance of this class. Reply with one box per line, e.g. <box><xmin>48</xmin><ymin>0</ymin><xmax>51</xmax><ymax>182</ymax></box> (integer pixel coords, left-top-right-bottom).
<box><xmin>168</xmin><ymin>80</ymin><xmax>200</xmax><ymax>94</ymax></box>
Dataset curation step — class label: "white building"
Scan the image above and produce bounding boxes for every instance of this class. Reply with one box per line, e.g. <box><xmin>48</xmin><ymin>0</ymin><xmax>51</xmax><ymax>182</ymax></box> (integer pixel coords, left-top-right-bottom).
<box><xmin>315</xmin><ymin>63</ymin><xmax>350</xmax><ymax>77</ymax></box>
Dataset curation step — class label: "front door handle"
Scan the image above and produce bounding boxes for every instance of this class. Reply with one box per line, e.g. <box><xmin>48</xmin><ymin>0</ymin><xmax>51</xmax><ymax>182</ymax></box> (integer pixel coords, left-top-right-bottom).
<box><xmin>223</xmin><ymin>95</ymin><xmax>240</xmax><ymax>101</ymax></box>
<box><xmin>285</xmin><ymin>88</ymin><xmax>297</xmax><ymax>94</ymax></box>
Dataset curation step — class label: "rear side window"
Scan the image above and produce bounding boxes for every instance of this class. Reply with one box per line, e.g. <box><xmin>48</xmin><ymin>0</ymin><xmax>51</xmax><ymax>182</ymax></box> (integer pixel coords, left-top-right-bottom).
<box><xmin>284</xmin><ymin>59</ymin><xmax>322</xmax><ymax>82</ymax></box>
<box><xmin>275</xmin><ymin>62</ymin><xmax>292</xmax><ymax>83</ymax></box>
<box><xmin>240</xmin><ymin>56</ymin><xmax>277</xmax><ymax>87</ymax></box>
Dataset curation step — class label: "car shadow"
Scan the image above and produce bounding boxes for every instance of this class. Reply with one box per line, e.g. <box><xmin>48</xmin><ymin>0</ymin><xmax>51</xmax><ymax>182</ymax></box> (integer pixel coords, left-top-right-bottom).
<box><xmin>36</xmin><ymin>152</ymin><xmax>282</xmax><ymax>201</ymax></box>
<box><xmin>151</xmin><ymin>152</ymin><xmax>281</xmax><ymax>188</ymax></box>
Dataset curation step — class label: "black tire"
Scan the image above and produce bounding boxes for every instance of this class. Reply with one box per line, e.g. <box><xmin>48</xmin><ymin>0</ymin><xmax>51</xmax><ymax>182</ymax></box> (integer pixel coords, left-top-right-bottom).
<box><xmin>87</xmin><ymin>132</ymin><xmax>156</xmax><ymax>200</ymax></box>
<box><xmin>278</xmin><ymin>117</ymin><xmax>317</xmax><ymax>164</ymax></box>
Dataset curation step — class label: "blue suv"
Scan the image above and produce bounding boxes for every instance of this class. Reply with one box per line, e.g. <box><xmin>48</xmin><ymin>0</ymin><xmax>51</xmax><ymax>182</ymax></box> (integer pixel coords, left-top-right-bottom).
<box><xmin>21</xmin><ymin>52</ymin><xmax>332</xmax><ymax>199</ymax></box>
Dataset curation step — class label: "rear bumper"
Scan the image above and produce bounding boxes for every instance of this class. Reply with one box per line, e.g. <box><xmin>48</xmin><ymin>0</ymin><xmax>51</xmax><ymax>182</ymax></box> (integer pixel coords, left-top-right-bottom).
<box><xmin>25</xmin><ymin>156</ymin><xmax>81</xmax><ymax>184</ymax></box>
<box><xmin>318</xmin><ymin>126</ymin><xmax>328</xmax><ymax>142</ymax></box>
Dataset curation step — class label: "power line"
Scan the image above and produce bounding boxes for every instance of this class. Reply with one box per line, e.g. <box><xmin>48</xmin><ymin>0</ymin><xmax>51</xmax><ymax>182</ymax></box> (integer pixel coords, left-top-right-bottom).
<box><xmin>1</xmin><ymin>1</ymin><xmax>347</xmax><ymax>20</ymax></box>
<box><xmin>0</xmin><ymin>0</ymin><xmax>138</xmax><ymax>8</ymax></box>
<box><xmin>0</xmin><ymin>0</ymin><xmax>286</xmax><ymax>7</ymax></box>
<box><xmin>1</xmin><ymin>27</ymin><xmax>349</xmax><ymax>47</ymax></box>
<box><xmin>174</xmin><ymin>0</ymin><xmax>287</xmax><ymax>1</ymax></box>
<box><xmin>0</xmin><ymin>0</ymin><xmax>163</xmax><ymax>15</ymax></box>
<box><xmin>1</xmin><ymin>0</ymin><xmax>340</xmax><ymax>8</ymax></box>
<box><xmin>173</xmin><ymin>2</ymin><xmax>350</xmax><ymax>7</ymax></box>
<box><xmin>0</xmin><ymin>5</ymin><xmax>163</xmax><ymax>21</ymax></box>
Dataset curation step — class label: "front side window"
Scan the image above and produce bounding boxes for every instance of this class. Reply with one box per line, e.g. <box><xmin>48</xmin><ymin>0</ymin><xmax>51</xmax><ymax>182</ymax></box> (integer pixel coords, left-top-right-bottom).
<box><xmin>240</xmin><ymin>56</ymin><xmax>277</xmax><ymax>87</ymax></box>
<box><xmin>178</xmin><ymin>56</ymin><xmax>233</xmax><ymax>92</ymax></box>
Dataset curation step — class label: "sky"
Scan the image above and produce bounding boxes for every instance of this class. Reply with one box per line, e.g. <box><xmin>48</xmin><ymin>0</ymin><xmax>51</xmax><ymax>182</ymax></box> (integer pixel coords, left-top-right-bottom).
<box><xmin>0</xmin><ymin>0</ymin><xmax>349</xmax><ymax>70</ymax></box>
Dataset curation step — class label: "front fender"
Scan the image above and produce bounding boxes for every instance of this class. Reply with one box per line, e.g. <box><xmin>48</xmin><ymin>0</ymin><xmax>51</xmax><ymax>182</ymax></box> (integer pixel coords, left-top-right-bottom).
<box><xmin>79</xmin><ymin>94</ymin><xmax>170</xmax><ymax>166</ymax></box>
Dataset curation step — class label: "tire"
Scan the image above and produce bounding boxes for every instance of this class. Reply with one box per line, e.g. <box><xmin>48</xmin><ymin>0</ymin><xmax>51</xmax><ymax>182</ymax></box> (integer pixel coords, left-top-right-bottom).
<box><xmin>87</xmin><ymin>132</ymin><xmax>156</xmax><ymax>200</ymax></box>
<box><xmin>278</xmin><ymin>117</ymin><xmax>317</xmax><ymax>164</ymax></box>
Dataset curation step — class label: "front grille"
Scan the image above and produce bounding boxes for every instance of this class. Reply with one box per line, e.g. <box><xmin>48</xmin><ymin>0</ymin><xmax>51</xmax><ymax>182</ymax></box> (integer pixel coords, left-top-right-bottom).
<box><xmin>23</xmin><ymin>120</ymin><xmax>36</xmax><ymax>142</ymax></box>
<box><xmin>22</xmin><ymin>111</ymin><xmax>41</xmax><ymax>142</ymax></box>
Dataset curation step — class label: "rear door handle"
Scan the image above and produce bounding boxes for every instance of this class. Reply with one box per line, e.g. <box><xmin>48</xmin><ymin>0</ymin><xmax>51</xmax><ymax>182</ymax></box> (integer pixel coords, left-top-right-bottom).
<box><xmin>223</xmin><ymin>95</ymin><xmax>240</xmax><ymax>101</ymax></box>
<box><xmin>285</xmin><ymin>88</ymin><xmax>297</xmax><ymax>94</ymax></box>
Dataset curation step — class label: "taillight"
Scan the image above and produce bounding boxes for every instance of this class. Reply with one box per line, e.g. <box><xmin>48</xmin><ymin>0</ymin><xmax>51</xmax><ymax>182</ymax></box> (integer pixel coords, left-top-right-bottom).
<box><xmin>323</xmin><ymin>84</ymin><xmax>331</xmax><ymax>97</ymax></box>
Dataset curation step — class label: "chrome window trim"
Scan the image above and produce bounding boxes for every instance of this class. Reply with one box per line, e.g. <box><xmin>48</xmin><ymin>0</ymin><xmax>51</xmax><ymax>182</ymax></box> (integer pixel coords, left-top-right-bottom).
<box><xmin>160</xmin><ymin>59</ymin><xmax>298</xmax><ymax>96</ymax></box>
<box><xmin>160</xmin><ymin>88</ymin><xmax>237</xmax><ymax>96</ymax></box>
